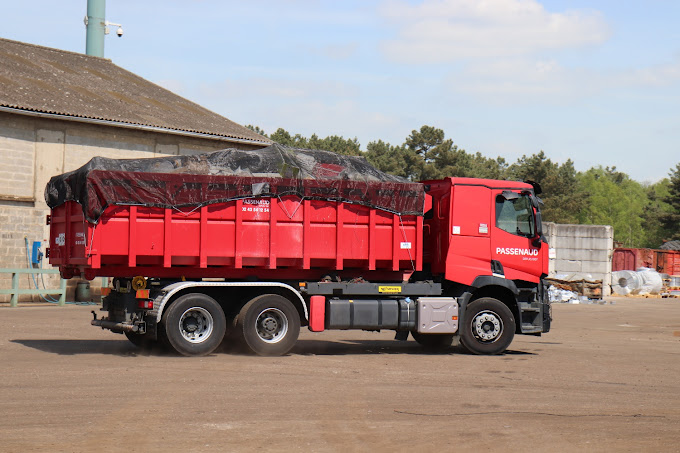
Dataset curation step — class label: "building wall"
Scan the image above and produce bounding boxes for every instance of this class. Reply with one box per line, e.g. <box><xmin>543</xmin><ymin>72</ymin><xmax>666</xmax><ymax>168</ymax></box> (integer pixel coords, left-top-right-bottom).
<box><xmin>0</xmin><ymin>111</ymin><xmax>264</xmax><ymax>302</ymax></box>
<box><xmin>544</xmin><ymin>222</ymin><xmax>614</xmax><ymax>296</ymax></box>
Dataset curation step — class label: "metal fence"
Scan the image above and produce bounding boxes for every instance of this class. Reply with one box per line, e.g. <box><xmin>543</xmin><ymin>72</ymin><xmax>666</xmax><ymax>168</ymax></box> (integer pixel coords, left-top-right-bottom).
<box><xmin>0</xmin><ymin>268</ymin><xmax>66</xmax><ymax>307</ymax></box>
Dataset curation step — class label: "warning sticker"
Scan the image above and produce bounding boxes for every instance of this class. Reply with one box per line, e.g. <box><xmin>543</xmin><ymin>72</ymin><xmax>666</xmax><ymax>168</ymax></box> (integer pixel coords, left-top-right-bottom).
<box><xmin>379</xmin><ymin>286</ymin><xmax>402</xmax><ymax>294</ymax></box>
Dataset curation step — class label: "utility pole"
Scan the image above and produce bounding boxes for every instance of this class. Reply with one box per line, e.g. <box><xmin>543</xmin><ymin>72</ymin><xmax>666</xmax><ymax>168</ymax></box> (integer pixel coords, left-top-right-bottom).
<box><xmin>85</xmin><ymin>0</ymin><xmax>106</xmax><ymax>57</ymax></box>
<box><xmin>85</xmin><ymin>0</ymin><xmax>122</xmax><ymax>57</ymax></box>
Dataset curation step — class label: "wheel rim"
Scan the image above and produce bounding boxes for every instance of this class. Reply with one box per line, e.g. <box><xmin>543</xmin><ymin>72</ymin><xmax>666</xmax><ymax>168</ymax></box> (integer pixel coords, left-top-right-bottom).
<box><xmin>255</xmin><ymin>308</ymin><xmax>288</xmax><ymax>344</ymax></box>
<box><xmin>178</xmin><ymin>306</ymin><xmax>214</xmax><ymax>344</ymax></box>
<box><xmin>472</xmin><ymin>310</ymin><xmax>503</xmax><ymax>343</ymax></box>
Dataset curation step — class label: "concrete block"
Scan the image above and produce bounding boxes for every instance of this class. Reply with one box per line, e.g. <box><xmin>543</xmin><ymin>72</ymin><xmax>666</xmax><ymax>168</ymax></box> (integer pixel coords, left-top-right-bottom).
<box><xmin>551</xmin><ymin>236</ymin><xmax>613</xmax><ymax>251</ymax></box>
<box><xmin>554</xmin><ymin>259</ymin><xmax>583</xmax><ymax>272</ymax></box>
<box><xmin>545</xmin><ymin>223</ymin><xmax>613</xmax><ymax>239</ymax></box>
<box><xmin>581</xmin><ymin>260</ymin><xmax>612</xmax><ymax>274</ymax></box>
<box><xmin>556</xmin><ymin>248</ymin><xmax>610</xmax><ymax>262</ymax></box>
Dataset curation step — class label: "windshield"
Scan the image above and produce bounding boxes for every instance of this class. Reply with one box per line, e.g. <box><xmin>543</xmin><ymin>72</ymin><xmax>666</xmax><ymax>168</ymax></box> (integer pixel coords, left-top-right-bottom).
<box><xmin>495</xmin><ymin>193</ymin><xmax>536</xmax><ymax>238</ymax></box>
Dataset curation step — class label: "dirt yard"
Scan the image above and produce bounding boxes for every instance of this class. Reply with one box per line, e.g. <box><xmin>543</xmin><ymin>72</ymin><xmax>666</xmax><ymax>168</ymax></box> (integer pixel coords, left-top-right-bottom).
<box><xmin>0</xmin><ymin>297</ymin><xmax>679</xmax><ymax>452</ymax></box>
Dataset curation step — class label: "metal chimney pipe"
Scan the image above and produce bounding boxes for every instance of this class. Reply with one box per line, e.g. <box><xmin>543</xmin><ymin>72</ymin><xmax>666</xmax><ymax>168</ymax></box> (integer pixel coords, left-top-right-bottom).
<box><xmin>85</xmin><ymin>0</ymin><xmax>106</xmax><ymax>57</ymax></box>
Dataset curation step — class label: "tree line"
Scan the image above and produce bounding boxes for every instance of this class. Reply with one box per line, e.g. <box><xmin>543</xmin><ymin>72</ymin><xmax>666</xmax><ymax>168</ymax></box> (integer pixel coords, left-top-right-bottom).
<box><xmin>248</xmin><ymin>125</ymin><xmax>680</xmax><ymax>249</ymax></box>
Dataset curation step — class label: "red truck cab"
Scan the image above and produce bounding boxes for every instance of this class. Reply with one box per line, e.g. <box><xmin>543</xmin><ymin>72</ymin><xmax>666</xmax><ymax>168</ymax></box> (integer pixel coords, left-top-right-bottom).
<box><xmin>423</xmin><ymin>177</ymin><xmax>549</xmax><ymax>338</ymax></box>
<box><xmin>424</xmin><ymin>177</ymin><xmax>547</xmax><ymax>283</ymax></box>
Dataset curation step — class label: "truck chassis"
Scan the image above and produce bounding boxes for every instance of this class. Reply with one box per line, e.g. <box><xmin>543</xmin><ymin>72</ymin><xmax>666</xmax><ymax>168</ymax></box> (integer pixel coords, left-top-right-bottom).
<box><xmin>93</xmin><ymin>276</ymin><xmax>550</xmax><ymax>356</ymax></box>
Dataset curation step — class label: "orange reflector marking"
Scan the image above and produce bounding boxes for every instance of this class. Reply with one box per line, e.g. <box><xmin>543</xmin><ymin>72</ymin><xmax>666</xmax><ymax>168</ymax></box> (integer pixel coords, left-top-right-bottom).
<box><xmin>452</xmin><ymin>316</ymin><xmax>458</xmax><ymax>320</ymax></box>
<box><xmin>136</xmin><ymin>289</ymin><xmax>150</xmax><ymax>299</ymax></box>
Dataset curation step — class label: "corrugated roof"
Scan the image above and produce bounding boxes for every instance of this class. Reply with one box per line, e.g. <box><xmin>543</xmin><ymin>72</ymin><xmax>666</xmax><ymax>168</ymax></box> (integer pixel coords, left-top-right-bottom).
<box><xmin>660</xmin><ymin>240</ymin><xmax>680</xmax><ymax>251</ymax></box>
<box><xmin>0</xmin><ymin>38</ymin><xmax>270</xmax><ymax>145</ymax></box>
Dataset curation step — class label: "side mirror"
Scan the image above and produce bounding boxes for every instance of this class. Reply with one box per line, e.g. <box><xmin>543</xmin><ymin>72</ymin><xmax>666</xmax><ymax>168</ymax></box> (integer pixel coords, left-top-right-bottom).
<box><xmin>533</xmin><ymin>207</ymin><xmax>545</xmax><ymax>248</ymax></box>
<box><xmin>524</xmin><ymin>180</ymin><xmax>542</xmax><ymax>195</ymax></box>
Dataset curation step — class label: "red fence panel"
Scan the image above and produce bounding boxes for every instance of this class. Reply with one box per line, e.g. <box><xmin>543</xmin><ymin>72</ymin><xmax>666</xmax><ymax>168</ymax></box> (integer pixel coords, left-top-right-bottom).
<box><xmin>613</xmin><ymin>248</ymin><xmax>680</xmax><ymax>275</ymax></box>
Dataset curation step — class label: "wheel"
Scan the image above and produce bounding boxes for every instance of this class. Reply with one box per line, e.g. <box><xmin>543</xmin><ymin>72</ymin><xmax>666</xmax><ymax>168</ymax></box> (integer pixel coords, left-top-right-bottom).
<box><xmin>161</xmin><ymin>293</ymin><xmax>226</xmax><ymax>356</ymax></box>
<box><xmin>460</xmin><ymin>297</ymin><xmax>515</xmax><ymax>355</ymax></box>
<box><xmin>124</xmin><ymin>331</ymin><xmax>155</xmax><ymax>349</ymax></box>
<box><xmin>411</xmin><ymin>332</ymin><xmax>454</xmax><ymax>351</ymax></box>
<box><xmin>234</xmin><ymin>294</ymin><xmax>300</xmax><ymax>356</ymax></box>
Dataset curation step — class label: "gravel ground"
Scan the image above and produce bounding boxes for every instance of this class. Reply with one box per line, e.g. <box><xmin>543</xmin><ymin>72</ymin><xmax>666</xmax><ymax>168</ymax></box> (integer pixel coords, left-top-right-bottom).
<box><xmin>0</xmin><ymin>297</ymin><xmax>679</xmax><ymax>452</ymax></box>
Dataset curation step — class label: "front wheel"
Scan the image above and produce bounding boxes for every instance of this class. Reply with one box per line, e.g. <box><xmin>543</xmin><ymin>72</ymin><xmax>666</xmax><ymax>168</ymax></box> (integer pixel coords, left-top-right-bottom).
<box><xmin>235</xmin><ymin>294</ymin><xmax>300</xmax><ymax>356</ymax></box>
<box><xmin>162</xmin><ymin>293</ymin><xmax>226</xmax><ymax>356</ymax></box>
<box><xmin>460</xmin><ymin>298</ymin><xmax>515</xmax><ymax>355</ymax></box>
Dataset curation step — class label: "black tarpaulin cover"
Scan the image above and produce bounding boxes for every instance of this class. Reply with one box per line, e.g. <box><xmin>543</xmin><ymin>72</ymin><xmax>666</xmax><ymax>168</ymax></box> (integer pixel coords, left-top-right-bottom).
<box><xmin>45</xmin><ymin>144</ymin><xmax>425</xmax><ymax>223</ymax></box>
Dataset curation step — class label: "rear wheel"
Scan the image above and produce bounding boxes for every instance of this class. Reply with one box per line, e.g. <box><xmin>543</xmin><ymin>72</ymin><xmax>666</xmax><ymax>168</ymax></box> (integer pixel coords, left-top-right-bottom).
<box><xmin>162</xmin><ymin>293</ymin><xmax>226</xmax><ymax>356</ymax></box>
<box><xmin>460</xmin><ymin>297</ymin><xmax>515</xmax><ymax>355</ymax></box>
<box><xmin>234</xmin><ymin>294</ymin><xmax>300</xmax><ymax>356</ymax></box>
<box><xmin>411</xmin><ymin>332</ymin><xmax>454</xmax><ymax>351</ymax></box>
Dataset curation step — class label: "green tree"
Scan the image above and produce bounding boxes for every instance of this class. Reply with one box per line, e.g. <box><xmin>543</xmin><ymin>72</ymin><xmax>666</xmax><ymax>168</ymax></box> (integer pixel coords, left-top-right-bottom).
<box><xmin>245</xmin><ymin>125</ymin><xmax>267</xmax><ymax>137</ymax></box>
<box><xmin>405</xmin><ymin>125</ymin><xmax>450</xmax><ymax>163</ymax></box>
<box><xmin>404</xmin><ymin>125</ymin><xmax>474</xmax><ymax>180</ymax></box>
<box><xmin>507</xmin><ymin>152</ymin><xmax>580</xmax><ymax>224</ymax></box>
<box><xmin>365</xmin><ymin>140</ymin><xmax>418</xmax><ymax>179</ymax></box>
<box><xmin>269</xmin><ymin>128</ymin><xmax>309</xmax><ymax>148</ymax></box>
<box><xmin>660</xmin><ymin>163</ymin><xmax>680</xmax><ymax>241</ymax></box>
<box><xmin>316</xmin><ymin>135</ymin><xmax>362</xmax><ymax>156</ymax></box>
<box><xmin>269</xmin><ymin>128</ymin><xmax>361</xmax><ymax>156</ymax></box>
<box><xmin>467</xmin><ymin>152</ymin><xmax>509</xmax><ymax>180</ymax></box>
<box><xmin>641</xmin><ymin>178</ymin><xmax>673</xmax><ymax>248</ymax></box>
<box><xmin>576</xmin><ymin>167</ymin><xmax>648</xmax><ymax>247</ymax></box>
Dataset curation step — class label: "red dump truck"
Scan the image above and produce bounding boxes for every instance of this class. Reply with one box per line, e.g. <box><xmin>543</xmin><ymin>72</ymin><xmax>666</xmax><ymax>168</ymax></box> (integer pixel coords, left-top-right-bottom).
<box><xmin>46</xmin><ymin>145</ymin><xmax>550</xmax><ymax>356</ymax></box>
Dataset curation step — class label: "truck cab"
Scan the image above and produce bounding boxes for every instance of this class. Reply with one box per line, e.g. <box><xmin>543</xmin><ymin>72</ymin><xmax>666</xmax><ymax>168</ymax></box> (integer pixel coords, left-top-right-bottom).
<box><xmin>423</xmin><ymin>177</ymin><xmax>550</xmax><ymax>342</ymax></box>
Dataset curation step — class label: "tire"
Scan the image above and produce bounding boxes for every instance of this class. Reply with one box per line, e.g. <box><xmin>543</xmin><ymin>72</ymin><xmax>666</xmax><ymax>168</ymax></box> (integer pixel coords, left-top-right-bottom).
<box><xmin>411</xmin><ymin>332</ymin><xmax>454</xmax><ymax>351</ymax></box>
<box><xmin>234</xmin><ymin>294</ymin><xmax>300</xmax><ymax>356</ymax></box>
<box><xmin>460</xmin><ymin>297</ymin><xmax>515</xmax><ymax>355</ymax></box>
<box><xmin>161</xmin><ymin>293</ymin><xmax>227</xmax><ymax>356</ymax></box>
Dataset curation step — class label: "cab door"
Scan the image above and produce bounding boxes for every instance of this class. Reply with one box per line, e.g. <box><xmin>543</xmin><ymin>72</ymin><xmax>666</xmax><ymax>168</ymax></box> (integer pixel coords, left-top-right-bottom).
<box><xmin>490</xmin><ymin>190</ymin><xmax>543</xmax><ymax>283</ymax></box>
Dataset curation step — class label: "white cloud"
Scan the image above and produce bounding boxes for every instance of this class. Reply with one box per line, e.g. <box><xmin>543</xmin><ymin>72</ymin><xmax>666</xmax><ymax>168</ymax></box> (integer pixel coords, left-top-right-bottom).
<box><xmin>442</xmin><ymin>52</ymin><xmax>680</xmax><ymax>105</ymax></box>
<box><xmin>444</xmin><ymin>58</ymin><xmax>601</xmax><ymax>104</ymax></box>
<box><xmin>622</xmin><ymin>60</ymin><xmax>680</xmax><ymax>88</ymax></box>
<box><xmin>379</xmin><ymin>0</ymin><xmax>610</xmax><ymax>63</ymax></box>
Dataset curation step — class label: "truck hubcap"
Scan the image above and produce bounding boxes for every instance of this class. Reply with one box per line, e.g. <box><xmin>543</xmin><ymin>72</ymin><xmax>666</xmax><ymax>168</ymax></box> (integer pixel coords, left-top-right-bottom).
<box><xmin>472</xmin><ymin>310</ymin><xmax>503</xmax><ymax>342</ymax></box>
<box><xmin>256</xmin><ymin>308</ymin><xmax>288</xmax><ymax>344</ymax></box>
<box><xmin>179</xmin><ymin>307</ymin><xmax>214</xmax><ymax>344</ymax></box>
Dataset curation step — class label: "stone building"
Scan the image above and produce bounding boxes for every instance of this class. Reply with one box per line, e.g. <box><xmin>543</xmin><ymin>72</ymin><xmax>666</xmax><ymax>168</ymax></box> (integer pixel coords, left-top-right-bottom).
<box><xmin>0</xmin><ymin>38</ymin><xmax>270</xmax><ymax>301</ymax></box>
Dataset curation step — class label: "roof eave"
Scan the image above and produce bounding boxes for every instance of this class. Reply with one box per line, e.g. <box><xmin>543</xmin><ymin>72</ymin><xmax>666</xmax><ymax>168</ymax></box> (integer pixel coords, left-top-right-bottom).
<box><xmin>0</xmin><ymin>106</ymin><xmax>271</xmax><ymax>146</ymax></box>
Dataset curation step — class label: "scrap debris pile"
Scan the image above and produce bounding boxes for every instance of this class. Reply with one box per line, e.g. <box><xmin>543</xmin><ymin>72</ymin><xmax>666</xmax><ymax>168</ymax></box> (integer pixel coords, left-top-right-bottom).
<box><xmin>546</xmin><ymin>273</ymin><xmax>603</xmax><ymax>304</ymax></box>
<box><xmin>548</xmin><ymin>268</ymin><xmax>673</xmax><ymax>304</ymax></box>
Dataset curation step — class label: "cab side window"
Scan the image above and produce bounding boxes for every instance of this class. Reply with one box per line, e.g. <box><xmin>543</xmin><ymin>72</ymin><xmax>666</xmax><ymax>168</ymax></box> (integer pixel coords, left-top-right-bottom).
<box><xmin>495</xmin><ymin>195</ymin><xmax>535</xmax><ymax>237</ymax></box>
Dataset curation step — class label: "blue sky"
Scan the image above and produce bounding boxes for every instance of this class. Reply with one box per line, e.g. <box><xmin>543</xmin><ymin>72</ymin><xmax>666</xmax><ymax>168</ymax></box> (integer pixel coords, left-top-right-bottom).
<box><xmin>2</xmin><ymin>0</ymin><xmax>679</xmax><ymax>183</ymax></box>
